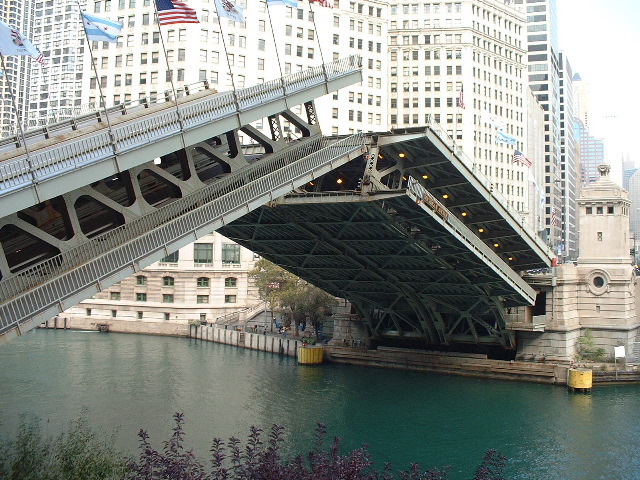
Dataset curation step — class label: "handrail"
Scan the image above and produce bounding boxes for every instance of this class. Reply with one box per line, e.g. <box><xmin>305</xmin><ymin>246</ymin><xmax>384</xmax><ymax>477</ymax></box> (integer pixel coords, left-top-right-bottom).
<box><xmin>0</xmin><ymin>133</ymin><xmax>366</xmax><ymax>335</ymax></box>
<box><xmin>423</xmin><ymin>116</ymin><xmax>551</xmax><ymax>257</ymax></box>
<box><xmin>0</xmin><ymin>55</ymin><xmax>362</xmax><ymax>197</ymax></box>
<box><xmin>406</xmin><ymin>177</ymin><xmax>534</xmax><ymax>298</ymax></box>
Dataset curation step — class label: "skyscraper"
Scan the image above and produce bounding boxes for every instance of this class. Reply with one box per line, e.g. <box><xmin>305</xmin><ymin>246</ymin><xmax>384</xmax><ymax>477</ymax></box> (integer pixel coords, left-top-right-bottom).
<box><xmin>0</xmin><ymin>0</ymin><xmax>36</xmax><ymax>136</ymax></box>
<box><xmin>512</xmin><ymin>0</ymin><xmax>562</xmax><ymax>253</ymax></box>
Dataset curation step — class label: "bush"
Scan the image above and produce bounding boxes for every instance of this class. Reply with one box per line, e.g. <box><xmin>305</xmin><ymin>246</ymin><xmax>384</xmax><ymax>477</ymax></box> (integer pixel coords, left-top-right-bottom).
<box><xmin>0</xmin><ymin>413</ymin><xmax>128</xmax><ymax>480</ymax></box>
<box><xmin>1</xmin><ymin>413</ymin><xmax>506</xmax><ymax>480</ymax></box>
<box><xmin>575</xmin><ymin>329</ymin><xmax>607</xmax><ymax>361</ymax></box>
<box><xmin>126</xmin><ymin>413</ymin><xmax>505</xmax><ymax>480</ymax></box>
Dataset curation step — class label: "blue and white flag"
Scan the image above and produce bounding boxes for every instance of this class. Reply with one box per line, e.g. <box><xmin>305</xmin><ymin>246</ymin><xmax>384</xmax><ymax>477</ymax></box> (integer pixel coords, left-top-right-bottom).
<box><xmin>496</xmin><ymin>130</ymin><xmax>516</xmax><ymax>145</ymax></box>
<box><xmin>266</xmin><ymin>0</ymin><xmax>298</xmax><ymax>6</ymax></box>
<box><xmin>481</xmin><ymin>109</ymin><xmax>504</xmax><ymax>130</ymax></box>
<box><xmin>81</xmin><ymin>12</ymin><xmax>123</xmax><ymax>43</ymax></box>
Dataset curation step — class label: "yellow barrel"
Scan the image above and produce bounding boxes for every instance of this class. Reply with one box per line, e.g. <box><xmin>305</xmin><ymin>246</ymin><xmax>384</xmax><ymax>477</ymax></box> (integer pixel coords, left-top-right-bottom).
<box><xmin>567</xmin><ymin>368</ymin><xmax>593</xmax><ymax>390</ymax></box>
<box><xmin>298</xmin><ymin>345</ymin><xmax>324</xmax><ymax>365</ymax></box>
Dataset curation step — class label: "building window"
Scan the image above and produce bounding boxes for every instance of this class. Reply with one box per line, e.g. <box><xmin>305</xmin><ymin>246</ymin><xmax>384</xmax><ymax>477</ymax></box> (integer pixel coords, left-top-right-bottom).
<box><xmin>224</xmin><ymin>295</ymin><xmax>237</xmax><ymax>304</ymax></box>
<box><xmin>110</xmin><ymin>292</ymin><xmax>120</xmax><ymax>300</ymax></box>
<box><xmin>136</xmin><ymin>275</ymin><xmax>146</xmax><ymax>286</ymax></box>
<box><xmin>197</xmin><ymin>277</ymin><xmax>210</xmax><ymax>287</ymax></box>
<box><xmin>586</xmin><ymin>207</ymin><xmax>592</xmax><ymax>214</ymax></box>
<box><xmin>136</xmin><ymin>293</ymin><xmax>147</xmax><ymax>302</ymax></box>
<box><xmin>225</xmin><ymin>277</ymin><xmax>237</xmax><ymax>287</ymax></box>
<box><xmin>111</xmin><ymin>310</ymin><xmax>117</xmax><ymax>317</ymax></box>
<box><xmin>597</xmin><ymin>206</ymin><xmax>603</xmax><ymax>214</ymax></box>
<box><xmin>597</xmin><ymin>232</ymin><xmax>603</xmax><ymax>241</ymax></box>
<box><xmin>608</xmin><ymin>206</ymin><xmax>614</xmax><ymax>214</ymax></box>
<box><xmin>197</xmin><ymin>295</ymin><xmax>209</xmax><ymax>304</ymax></box>
<box><xmin>137</xmin><ymin>311</ymin><xmax>143</xmax><ymax>319</ymax></box>
<box><xmin>161</xmin><ymin>251</ymin><xmax>179</xmax><ymax>263</ymax></box>
<box><xmin>163</xmin><ymin>294</ymin><xmax>174</xmax><ymax>303</ymax></box>
<box><xmin>86</xmin><ymin>308</ymin><xmax>91</xmax><ymax>316</ymax></box>
<box><xmin>163</xmin><ymin>276</ymin><xmax>175</xmax><ymax>286</ymax></box>
<box><xmin>221</xmin><ymin>244</ymin><xmax>241</xmax><ymax>264</ymax></box>
<box><xmin>164</xmin><ymin>313</ymin><xmax>170</xmax><ymax>321</ymax></box>
<box><xmin>194</xmin><ymin>243</ymin><xmax>213</xmax><ymax>264</ymax></box>
<box><xmin>200</xmin><ymin>313</ymin><xmax>207</xmax><ymax>323</ymax></box>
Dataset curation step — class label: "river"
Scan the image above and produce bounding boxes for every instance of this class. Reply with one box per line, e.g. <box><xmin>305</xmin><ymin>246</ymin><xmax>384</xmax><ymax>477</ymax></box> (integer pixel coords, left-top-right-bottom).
<box><xmin>1</xmin><ymin>329</ymin><xmax>639</xmax><ymax>479</ymax></box>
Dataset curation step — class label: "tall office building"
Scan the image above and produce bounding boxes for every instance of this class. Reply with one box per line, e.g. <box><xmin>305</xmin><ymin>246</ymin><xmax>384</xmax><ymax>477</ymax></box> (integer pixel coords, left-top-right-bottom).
<box><xmin>512</xmin><ymin>0</ymin><xmax>562</xmax><ymax>252</ymax></box>
<box><xmin>574</xmin><ymin>118</ymin><xmax>604</xmax><ymax>187</ymax></box>
<box><xmin>572</xmin><ymin>71</ymin><xmax>589</xmax><ymax>129</ymax></box>
<box><xmin>390</xmin><ymin>0</ymin><xmax>529</xmax><ymax>213</ymax></box>
<box><xmin>558</xmin><ymin>51</ymin><xmax>577</xmax><ymax>260</ymax></box>
<box><xmin>0</xmin><ymin>0</ymin><xmax>36</xmax><ymax>136</ymax></box>
<box><xmin>27</xmin><ymin>0</ymin><xmax>86</xmax><ymax>128</ymax></box>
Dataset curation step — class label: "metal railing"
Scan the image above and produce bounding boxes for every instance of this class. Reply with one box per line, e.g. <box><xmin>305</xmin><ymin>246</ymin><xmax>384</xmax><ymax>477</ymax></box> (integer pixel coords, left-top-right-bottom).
<box><xmin>0</xmin><ymin>55</ymin><xmax>362</xmax><ymax>197</ymax></box>
<box><xmin>406</xmin><ymin>177</ymin><xmax>534</xmax><ymax>300</ymax></box>
<box><xmin>0</xmin><ymin>133</ymin><xmax>366</xmax><ymax>335</ymax></box>
<box><xmin>423</xmin><ymin>116</ymin><xmax>551</xmax><ymax>258</ymax></box>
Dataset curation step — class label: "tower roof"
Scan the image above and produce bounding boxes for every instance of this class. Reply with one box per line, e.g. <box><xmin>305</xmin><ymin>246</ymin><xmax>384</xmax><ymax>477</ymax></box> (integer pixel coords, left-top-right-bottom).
<box><xmin>579</xmin><ymin>164</ymin><xmax>629</xmax><ymax>202</ymax></box>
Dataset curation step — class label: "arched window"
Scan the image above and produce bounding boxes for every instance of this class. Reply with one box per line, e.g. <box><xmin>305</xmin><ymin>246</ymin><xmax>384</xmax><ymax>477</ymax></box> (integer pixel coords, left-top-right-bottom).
<box><xmin>163</xmin><ymin>276</ymin><xmax>174</xmax><ymax>286</ymax></box>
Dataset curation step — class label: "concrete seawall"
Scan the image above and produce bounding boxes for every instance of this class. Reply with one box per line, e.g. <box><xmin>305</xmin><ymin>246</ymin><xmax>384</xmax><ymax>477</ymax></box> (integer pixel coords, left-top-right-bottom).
<box><xmin>41</xmin><ymin>318</ymin><xmax>303</xmax><ymax>359</ymax></box>
<box><xmin>189</xmin><ymin>324</ymin><xmax>302</xmax><ymax>358</ymax></box>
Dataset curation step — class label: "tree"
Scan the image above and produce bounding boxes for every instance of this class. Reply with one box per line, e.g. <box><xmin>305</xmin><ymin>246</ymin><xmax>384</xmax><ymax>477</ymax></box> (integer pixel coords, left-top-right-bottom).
<box><xmin>249</xmin><ymin>259</ymin><xmax>337</xmax><ymax>337</ymax></box>
<box><xmin>575</xmin><ymin>329</ymin><xmax>606</xmax><ymax>362</ymax></box>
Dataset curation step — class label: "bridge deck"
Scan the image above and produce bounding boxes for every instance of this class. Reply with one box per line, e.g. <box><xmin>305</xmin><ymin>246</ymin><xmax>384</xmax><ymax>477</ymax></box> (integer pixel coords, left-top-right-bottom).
<box><xmin>0</xmin><ymin>56</ymin><xmax>362</xmax><ymax>218</ymax></box>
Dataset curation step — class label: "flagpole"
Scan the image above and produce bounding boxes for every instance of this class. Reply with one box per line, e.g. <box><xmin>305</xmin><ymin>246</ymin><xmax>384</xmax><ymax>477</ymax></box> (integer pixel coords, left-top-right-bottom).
<box><xmin>77</xmin><ymin>1</ymin><xmax>115</xmax><ymax>143</ymax></box>
<box><xmin>152</xmin><ymin>0</ymin><xmax>185</xmax><ymax>132</ymax></box>
<box><xmin>265</xmin><ymin>3</ymin><xmax>286</xmax><ymax>95</ymax></box>
<box><xmin>307</xmin><ymin>3</ymin><xmax>328</xmax><ymax>82</ymax></box>
<box><xmin>0</xmin><ymin>54</ymin><xmax>30</xmax><ymax>156</ymax></box>
<box><xmin>215</xmin><ymin>15</ymin><xmax>240</xmax><ymax>111</ymax></box>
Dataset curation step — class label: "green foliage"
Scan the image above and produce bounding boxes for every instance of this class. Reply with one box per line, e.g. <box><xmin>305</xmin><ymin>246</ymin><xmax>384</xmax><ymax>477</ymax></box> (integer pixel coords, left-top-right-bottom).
<box><xmin>1</xmin><ymin>413</ymin><xmax>506</xmax><ymax>480</ymax></box>
<box><xmin>575</xmin><ymin>329</ymin><xmax>607</xmax><ymax>362</ymax></box>
<box><xmin>0</xmin><ymin>414</ymin><xmax>128</xmax><ymax>480</ymax></box>
<box><xmin>249</xmin><ymin>259</ymin><xmax>337</xmax><ymax>334</ymax></box>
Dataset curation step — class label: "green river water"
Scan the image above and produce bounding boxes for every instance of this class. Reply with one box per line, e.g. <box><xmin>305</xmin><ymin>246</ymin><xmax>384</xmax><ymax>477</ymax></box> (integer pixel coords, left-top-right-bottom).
<box><xmin>1</xmin><ymin>329</ymin><xmax>639</xmax><ymax>479</ymax></box>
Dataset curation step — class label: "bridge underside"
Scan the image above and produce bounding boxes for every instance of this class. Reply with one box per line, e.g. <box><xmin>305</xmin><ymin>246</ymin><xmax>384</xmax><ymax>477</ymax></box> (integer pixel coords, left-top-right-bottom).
<box><xmin>220</xmin><ymin>132</ymin><xmax>551</xmax><ymax>352</ymax></box>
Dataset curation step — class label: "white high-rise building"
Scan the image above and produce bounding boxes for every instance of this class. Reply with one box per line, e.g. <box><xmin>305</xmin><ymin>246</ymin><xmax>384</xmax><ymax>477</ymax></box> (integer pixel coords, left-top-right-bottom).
<box><xmin>0</xmin><ymin>0</ymin><xmax>36</xmax><ymax>136</ymax></box>
<box><xmin>389</xmin><ymin>0</ymin><xmax>529</xmax><ymax>213</ymax></box>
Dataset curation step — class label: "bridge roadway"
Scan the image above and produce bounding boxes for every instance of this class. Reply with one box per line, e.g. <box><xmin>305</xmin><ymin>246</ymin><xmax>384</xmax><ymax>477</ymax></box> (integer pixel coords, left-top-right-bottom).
<box><xmin>0</xmin><ymin>59</ymin><xmax>553</xmax><ymax>348</ymax></box>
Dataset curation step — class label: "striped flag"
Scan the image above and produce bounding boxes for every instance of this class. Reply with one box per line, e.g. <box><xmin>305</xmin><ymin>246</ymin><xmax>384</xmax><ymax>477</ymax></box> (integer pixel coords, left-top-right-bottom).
<box><xmin>81</xmin><ymin>12</ymin><xmax>123</xmax><ymax>43</ymax></box>
<box><xmin>513</xmin><ymin>150</ymin><xmax>532</xmax><ymax>167</ymax></box>
<box><xmin>458</xmin><ymin>85</ymin><xmax>465</xmax><ymax>109</ymax></box>
<box><xmin>551</xmin><ymin>206</ymin><xmax>557</xmax><ymax>226</ymax></box>
<box><xmin>267</xmin><ymin>0</ymin><xmax>298</xmax><ymax>6</ymax></box>
<box><xmin>156</xmin><ymin>0</ymin><xmax>199</xmax><ymax>25</ymax></box>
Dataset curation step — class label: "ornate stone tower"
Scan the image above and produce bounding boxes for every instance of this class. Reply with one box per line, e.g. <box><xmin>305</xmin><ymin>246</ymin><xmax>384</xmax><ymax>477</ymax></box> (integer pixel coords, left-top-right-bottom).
<box><xmin>515</xmin><ymin>164</ymin><xmax>639</xmax><ymax>362</ymax></box>
<box><xmin>574</xmin><ymin>164</ymin><xmax>638</xmax><ymax>349</ymax></box>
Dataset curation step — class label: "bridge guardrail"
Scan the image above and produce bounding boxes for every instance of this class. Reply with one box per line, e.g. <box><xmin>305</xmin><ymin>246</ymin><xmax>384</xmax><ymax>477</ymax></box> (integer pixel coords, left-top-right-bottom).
<box><xmin>0</xmin><ymin>55</ymin><xmax>362</xmax><ymax>200</ymax></box>
<box><xmin>406</xmin><ymin>177</ymin><xmax>534</xmax><ymax>300</ymax></box>
<box><xmin>424</xmin><ymin>116</ymin><xmax>551</xmax><ymax>259</ymax></box>
<box><xmin>0</xmin><ymin>133</ymin><xmax>366</xmax><ymax>335</ymax></box>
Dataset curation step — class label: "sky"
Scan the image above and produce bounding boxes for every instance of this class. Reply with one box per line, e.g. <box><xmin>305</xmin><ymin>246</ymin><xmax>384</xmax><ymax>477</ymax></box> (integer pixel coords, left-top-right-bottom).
<box><xmin>556</xmin><ymin>0</ymin><xmax>640</xmax><ymax>181</ymax></box>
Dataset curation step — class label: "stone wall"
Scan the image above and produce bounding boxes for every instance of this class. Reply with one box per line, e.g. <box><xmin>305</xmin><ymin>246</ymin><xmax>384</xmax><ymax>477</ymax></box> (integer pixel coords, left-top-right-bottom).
<box><xmin>41</xmin><ymin>316</ymin><xmax>189</xmax><ymax>336</ymax></box>
<box><xmin>189</xmin><ymin>325</ymin><xmax>302</xmax><ymax>357</ymax></box>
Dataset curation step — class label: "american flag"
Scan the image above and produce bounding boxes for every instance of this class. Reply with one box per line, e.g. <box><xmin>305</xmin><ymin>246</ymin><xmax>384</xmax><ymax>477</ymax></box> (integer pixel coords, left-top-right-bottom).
<box><xmin>551</xmin><ymin>206</ymin><xmax>557</xmax><ymax>226</ymax></box>
<box><xmin>513</xmin><ymin>150</ymin><xmax>532</xmax><ymax>167</ymax></box>
<box><xmin>156</xmin><ymin>0</ymin><xmax>199</xmax><ymax>25</ymax></box>
<box><xmin>458</xmin><ymin>85</ymin><xmax>465</xmax><ymax>109</ymax></box>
